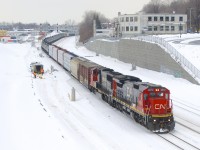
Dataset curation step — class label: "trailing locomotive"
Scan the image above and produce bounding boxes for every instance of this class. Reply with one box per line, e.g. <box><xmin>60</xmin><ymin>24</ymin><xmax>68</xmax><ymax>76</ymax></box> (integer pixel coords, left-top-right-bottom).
<box><xmin>41</xmin><ymin>35</ymin><xmax>175</xmax><ymax>133</ymax></box>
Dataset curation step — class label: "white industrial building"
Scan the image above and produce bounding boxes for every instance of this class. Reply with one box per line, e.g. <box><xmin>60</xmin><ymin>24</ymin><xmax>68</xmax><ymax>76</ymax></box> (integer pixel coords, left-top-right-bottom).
<box><xmin>116</xmin><ymin>12</ymin><xmax>187</xmax><ymax>36</ymax></box>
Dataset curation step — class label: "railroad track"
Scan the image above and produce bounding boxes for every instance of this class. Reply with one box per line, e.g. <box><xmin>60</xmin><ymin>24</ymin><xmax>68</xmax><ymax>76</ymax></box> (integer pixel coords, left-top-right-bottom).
<box><xmin>158</xmin><ymin>117</ymin><xmax>200</xmax><ymax>150</ymax></box>
<box><xmin>175</xmin><ymin>104</ymin><xmax>200</xmax><ymax>117</ymax></box>
<box><xmin>176</xmin><ymin>120</ymin><xmax>200</xmax><ymax>134</ymax></box>
<box><xmin>172</xmin><ymin>98</ymin><xmax>200</xmax><ymax>117</ymax></box>
<box><xmin>158</xmin><ymin>133</ymin><xmax>200</xmax><ymax>150</ymax></box>
<box><xmin>175</xmin><ymin>116</ymin><xmax>200</xmax><ymax>134</ymax></box>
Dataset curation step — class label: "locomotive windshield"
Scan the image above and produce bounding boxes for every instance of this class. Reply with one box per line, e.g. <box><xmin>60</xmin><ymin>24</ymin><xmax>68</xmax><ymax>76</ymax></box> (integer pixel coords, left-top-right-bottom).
<box><xmin>144</xmin><ymin>92</ymin><xmax>169</xmax><ymax>100</ymax></box>
<box><xmin>150</xmin><ymin>92</ymin><xmax>164</xmax><ymax>97</ymax></box>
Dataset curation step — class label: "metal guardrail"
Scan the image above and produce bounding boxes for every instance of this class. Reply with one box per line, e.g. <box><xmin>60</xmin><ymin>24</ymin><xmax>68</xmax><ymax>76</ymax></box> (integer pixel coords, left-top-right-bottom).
<box><xmin>135</xmin><ymin>36</ymin><xmax>200</xmax><ymax>83</ymax></box>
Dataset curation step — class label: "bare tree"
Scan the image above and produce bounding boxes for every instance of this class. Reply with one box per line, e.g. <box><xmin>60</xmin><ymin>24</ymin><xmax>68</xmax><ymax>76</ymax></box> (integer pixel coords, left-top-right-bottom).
<box><xmin>142</xmin><ymin>0</ymin><xmax>162</xmax><ymax>13</ymax></box>
<box><xmin>143</xmin><ymin>0</ymin><xmax>189</xmax><ymax>14</ymax></box>
<box><xmin>65</xmin><ymin>19</ymin><xmax>76</xmax><ymax>26</ymax></box>
<box><xmin>79</xmin><ymin>10</ymin><xmax>109</xmax><ymax>43</ymax></box>
<box><xmin>188</xmin><ymin>0</ymin><xmax>200</xmax><ymax>32</ymax></box>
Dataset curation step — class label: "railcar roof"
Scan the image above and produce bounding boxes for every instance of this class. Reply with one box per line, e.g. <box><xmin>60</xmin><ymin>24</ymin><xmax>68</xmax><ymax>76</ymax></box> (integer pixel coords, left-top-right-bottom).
<box><xmin>107</xmin><ymin>71</ymin><xmax>121</xmax><ymax>76</ymax></box>
<box><xmin>81</xmin><ymin>61</ymin><xmax>100</xmax><ymax>68</ymax></box>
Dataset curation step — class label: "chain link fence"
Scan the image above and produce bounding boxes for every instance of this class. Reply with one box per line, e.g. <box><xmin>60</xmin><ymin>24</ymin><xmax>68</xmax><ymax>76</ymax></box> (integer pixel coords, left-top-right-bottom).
<box><xmin>135</xmin><ymin>36</ymin><xmax>200</xmax><ymax>83</ymax></box>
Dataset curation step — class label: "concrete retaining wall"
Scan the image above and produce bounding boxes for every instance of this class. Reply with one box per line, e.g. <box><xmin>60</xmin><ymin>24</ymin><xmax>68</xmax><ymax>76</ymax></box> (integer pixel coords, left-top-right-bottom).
<box><xmin>86</xmin><ymin>39</ymin><xmax>198</xmax><ymax>84</ymax></box>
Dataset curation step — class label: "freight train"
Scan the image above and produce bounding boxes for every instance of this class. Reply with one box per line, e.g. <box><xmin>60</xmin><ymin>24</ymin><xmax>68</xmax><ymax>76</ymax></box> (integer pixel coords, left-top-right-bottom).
<box><xmin>41</xmin><ymin>35</ymin><xmax>175</xmax><ymax>133</ymax></box>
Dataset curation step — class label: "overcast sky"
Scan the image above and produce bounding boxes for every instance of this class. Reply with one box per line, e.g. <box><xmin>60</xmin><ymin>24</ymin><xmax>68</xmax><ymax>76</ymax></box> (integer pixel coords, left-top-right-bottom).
<box><xmin>1</xmin><ymin>0</ymin><xmax>150</xmax><ymax>24</ymax></box>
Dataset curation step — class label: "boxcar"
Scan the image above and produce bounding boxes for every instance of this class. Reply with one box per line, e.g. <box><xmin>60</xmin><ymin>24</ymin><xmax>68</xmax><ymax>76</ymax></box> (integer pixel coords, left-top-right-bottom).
<box><xmin>52</xmin><ymin>46</ymin><xmax>58</xmax><ymax>61</ymax></box>
<box><xmin>49</xmin><ymin>45</ymin><xmax>53</xmax><ymax>58</ymax></box>
<box><xmin>70</xmin><ymin>57</ymin><xmax>87</xmax><ymax>79</ymax></box>
<box><xmin>58</xmin><ymin>49</ymin><xmax>65</xmax><ymax>66</ymax></box>
<box><xmin>63</xmin><ymin>52</ymin><xmax>77</xmax><ymax>72</ymax></box>
<box><xmin>79</xmin><ymin>61</ymin><xmax>100</xmax><ymax>88</ymax></box>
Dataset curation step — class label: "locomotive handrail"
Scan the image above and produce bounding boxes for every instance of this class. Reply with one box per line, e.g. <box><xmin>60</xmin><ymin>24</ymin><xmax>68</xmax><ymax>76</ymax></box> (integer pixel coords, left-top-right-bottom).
<box><xmin>134</xmin><ymin>35</ymin><xmax>200</xmax><ymax>84</ymax></box>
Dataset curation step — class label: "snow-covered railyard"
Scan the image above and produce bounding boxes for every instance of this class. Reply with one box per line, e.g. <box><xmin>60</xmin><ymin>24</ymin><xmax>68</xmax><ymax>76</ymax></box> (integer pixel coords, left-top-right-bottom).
<box><xmin>0</xmin><ymin>35</ymin><xmax>200</xmax><ymax>150</ymax></box>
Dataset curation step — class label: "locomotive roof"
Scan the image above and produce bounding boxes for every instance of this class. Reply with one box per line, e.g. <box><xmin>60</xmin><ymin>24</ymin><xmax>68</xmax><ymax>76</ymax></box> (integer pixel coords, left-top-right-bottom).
<box><xmin>114</xmin><ymin>75</ymin><xmax>142</xmax><ymax>83</ymax></box>
<box><xmin>125</xmin><ymin>75</ymin><xmax>142</xmax><ymax>82</ymax></box>
<box><xmin>107</xmin><ymin>71</ymin><xmax>121</xmax><ymax>76</ymax></box>
<box><xmin>101</xmin><ymin>68</ymin><xmax>114</xmax><ymax>72</ymax></box>
<box><xmin>141</xmin><ymin>82</ymin><xmax>162</xmax><ymax>88</ymax></box>
<box><xmin>134</xmin><ymin>82</ymin><xmax>163</xmax><ymax>88</ymax></box>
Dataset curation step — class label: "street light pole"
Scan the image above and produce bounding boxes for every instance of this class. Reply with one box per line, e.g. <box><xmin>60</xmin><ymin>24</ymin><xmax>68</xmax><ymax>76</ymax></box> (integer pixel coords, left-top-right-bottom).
<box><xmin>188</xmin><ymin>8</ymin><xmax>195</xmax><ymax>32</ymax></box>
<box><xmin>179</xmin><ymin>23</ymin><xmax>182</xmax><ymax>38</ymax></box>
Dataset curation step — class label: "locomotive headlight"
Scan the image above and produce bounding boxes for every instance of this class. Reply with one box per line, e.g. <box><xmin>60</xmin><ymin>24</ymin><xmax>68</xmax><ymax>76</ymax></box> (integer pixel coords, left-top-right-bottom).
<box><xmin>153</xmin><ymin>119</ymin><xmax>156</xmax><ymax>122</ymax></box>
<box><xmin>168</xmin><ymin>118</ymin><xmax>171</xmax><ymax>122</ymax></box>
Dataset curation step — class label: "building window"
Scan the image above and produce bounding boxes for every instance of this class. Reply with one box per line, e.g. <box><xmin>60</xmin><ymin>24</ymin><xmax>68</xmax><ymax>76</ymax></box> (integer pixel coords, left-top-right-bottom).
<box><xmin>148</xmin><ymin>17</ymin><xmax>152</xmax><ymax>21</ymax></box>
<box><xmin>165</xmin><ymin>16</ymin><xmax>169</xmax><ymax>21</ymax></box>
<box><xmin>130</xmin><ymin>17</ymin><xmax>133</xmax><ymax>22</ymax></box>
<box><xmin>171</xmin><ymin>26</ymin><xmax>175</xmax><ymax>31</ymax></box>
<box><xmin>126</xmin><ymin>26</ymin><xmax>129</xmax><ymax>31</ymax></box>
<box><xmin>154</xmin><ymin>26</ymin><xmax>158</xmax><ymax>31</ymax></box>
<box><xmin>121</xmin><ymin>17</ymin><xmax>124</xmax><ymax>22</ymax></box>
<box><xmin>160</xmin><ymin>26</ymin><xmax>164</xmax><ymax>31</ymax></box>
<box><xmin>171</xmin><ymin>17</ymin><xmax>175</xmax><ymax>21</ymax></box>
<box><xmin>134</xmin><ymin>17</ymin><xmax>138</xmax><ymax>22</ymax></box>
<box><xmin>160</xmin><ymin>16</ymin><xmax>164</xmax><ymax>21</ymax></box>
<box><xmin>165</xmin><ymin>26</ymin><xmax>169</xmax><ymax>31</ymax></box>
<box><xmin>154</xmin><ymin>17</ymin><xmax>157</xmax><ymax>21</ymax></box>
<box><xmin>148</xmin><ymin>26</ymin><xmax>152</xmax><ymax>31</ymax></box>
<box><xmin>130</xmin><ymin>26</ymin><xmax>133</xmax><ymax>31</ymax></box>
<box><xmin>134</xmin><ymin>26</ymin><xmax>138</xmax><ymax>31</ymax></box>
<box><xmin>179</xmin><ymin>16</ymin><xmax>183</xmax><ymax>21</ymax></box>
<box><xmin>126</xmin><ymin>17</ymin><xmax>129</xmax><ymax>22</ymax></box>
<box><xmin>122</xmin><ymin>27</ymin><xmax>124</xmax><ymax>31</ymax></box>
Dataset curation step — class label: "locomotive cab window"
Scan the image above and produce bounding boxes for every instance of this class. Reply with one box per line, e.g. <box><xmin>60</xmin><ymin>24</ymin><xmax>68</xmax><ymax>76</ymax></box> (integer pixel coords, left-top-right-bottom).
<box><xmin>165</xmin><ymin>93</ymin><xmax>169</xmax><ymax>100</ymax></box>
<box><xmin>150</xmin><ymin>92</ymin><xmax>164</xmax><ymax>97</ymax></box>
<box><xmin>144</xmin><ymin>94</ymin><xmax>148</xmax><ymax>100</ymax></box>
<box><xmin>150</xmin><ymin>92</ymin><xmax>156</xmax><ymax>97</ymax></box>
<box><xmin>157</xmin><ymin>92</ymin><xmax>164</xmax><ymax>97</ymax></box>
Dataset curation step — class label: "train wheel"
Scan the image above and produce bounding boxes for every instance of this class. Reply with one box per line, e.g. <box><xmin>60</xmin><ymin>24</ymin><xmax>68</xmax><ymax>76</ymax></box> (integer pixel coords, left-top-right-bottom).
<box><xmin>115</xmin><ymin>102</ymin><xmax>118</xmax><ymax>109</ymax></box>
<box><xmin>101</xmin><ymin>94</ymin><xmax>105</xmax><ymax>100</ymax></box>
<box><xmin>108</xmin><ymin>97</ymin><xmax>114</xmax><ymax>107</ymax></box>
<box><xmin>130</xmin><ymin>112</ymin><xmax>134</xmax><ymax>119</ymax></box>
<box><xmin>116</xmin><ymin>103</ymin><xmax>122</xmax><ymax>112</ymax></box>
<box><xmin>119</xmin><ymin>103</ymin><xmax>123</xmax><ymax>112</ymax></box>
<box><xmin>89</xmin><ymin>86</ymin><xmax>93</xmax><ymax>92</ymax></box>
<box><xmin>104</xmin><ymin>95</ymin><xmax>108</xmax><ymax>103</ymax></box>
<box><xmin>112</xmin><ymin>101</ymin><xmax>116</xmax><ymax>108</ymax></box>
<box><xmin>134</xmin><ymin>114</ymin><xmax>139</xmax><ymax>123</ymax></box>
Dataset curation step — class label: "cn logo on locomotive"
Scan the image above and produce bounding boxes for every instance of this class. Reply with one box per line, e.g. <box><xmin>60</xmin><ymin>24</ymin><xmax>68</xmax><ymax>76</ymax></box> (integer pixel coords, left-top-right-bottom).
<box><xmin>155</xmin><ymin>104</ymin><xmax>166</xmax><ymax>110</ymax></box>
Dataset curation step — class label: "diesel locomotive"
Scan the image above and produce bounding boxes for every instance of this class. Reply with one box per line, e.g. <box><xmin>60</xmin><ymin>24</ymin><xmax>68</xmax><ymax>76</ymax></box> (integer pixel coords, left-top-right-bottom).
<box><xmin>41</xmin><ymin>35</ymin><xmax>175</xmax><ymax>133</ymax></box>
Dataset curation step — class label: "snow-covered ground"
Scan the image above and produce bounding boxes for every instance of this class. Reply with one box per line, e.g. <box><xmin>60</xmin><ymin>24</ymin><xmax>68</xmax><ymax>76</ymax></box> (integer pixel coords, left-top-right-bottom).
<box><xmin>157</xmin><ymin>34</ymin><xmax>200</xmax><ymax>71</ymax></box>
<box><xmin>0</xmin><ymin>34</ymin><xmax>200</xmax><ymax>150</ymax></box>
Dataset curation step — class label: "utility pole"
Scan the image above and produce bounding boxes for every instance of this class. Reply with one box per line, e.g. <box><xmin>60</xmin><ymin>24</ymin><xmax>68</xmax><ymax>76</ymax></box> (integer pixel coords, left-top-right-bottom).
<box><xmin>188</xmin><ymin>8</ymin><xmax>195</xmax><ymax>32</ymax></box>
<box><xmin>93</xmin><ymin>20</ymin><xmax>96</xmax><ymax>37</ymax></box>
<box><xmin>179</xmin><ymin>23</ymin><xmax>182</xmax><ymax>38</ymax></box>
